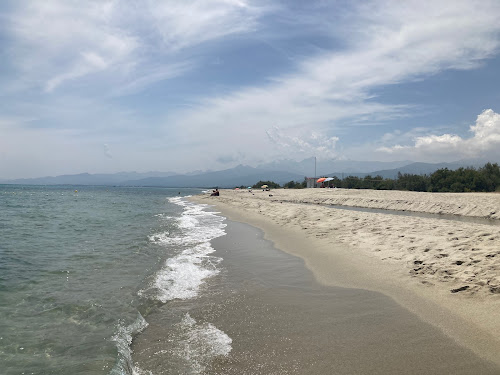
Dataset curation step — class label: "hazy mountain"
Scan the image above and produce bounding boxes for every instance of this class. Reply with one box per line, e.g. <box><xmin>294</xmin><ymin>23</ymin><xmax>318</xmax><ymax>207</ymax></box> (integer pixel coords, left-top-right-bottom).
<box><xmin>2</xmin><ymin>157</ymin><xmax>495</xmax><ymax>187</ymax></box>
<box><xmin>3</xmin><ymin>171</ymin><xmax>178</xmax><ymax>186</ymax></box>
<box><xmin>183</xmin><ymin>169</ymin><xmax>213</xmax><ymax>176</ymax></box>
<box><xmin>257</xmin><ymin>157</ymin><xmax>413</xmax><ymax>176</ymax></box>
<box><xmin>2</xmin><ymin>166</ymin><xmax>303</xmax><ymax>187</ymax></box>
<box><xmin>121</xmin><ymin>165</ymin><xmax>304</xmax><ymax>188</ymax></box>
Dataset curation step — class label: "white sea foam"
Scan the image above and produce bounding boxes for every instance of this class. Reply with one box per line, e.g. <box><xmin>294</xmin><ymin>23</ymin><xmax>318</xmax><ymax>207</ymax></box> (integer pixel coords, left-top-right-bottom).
<box><xmin>110</xmin><ymin>313</ymin><xmax>149</xmax><ymax>375</ymax></box>
<box><xmin>142</xmin><ymin>198</ymin><xmax>226</xmax><ymax>303</ymax></box>
<box><xmin>153</xmin><ymin>243</ymin><xmax>221</xmax><ymax>302</ymax></box>
<box><xmin>175</xmin><ymin>313</ymin><xmax>232</xmax><ymax>374</ymax></box>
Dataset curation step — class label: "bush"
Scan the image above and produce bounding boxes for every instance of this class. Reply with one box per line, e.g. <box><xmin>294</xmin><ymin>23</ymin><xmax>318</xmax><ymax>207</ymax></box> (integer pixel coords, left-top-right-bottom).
<box><xmin>252</xmin><ymin>180</ymin><xmax>281</xmax><ymax>189</ymax></box>
<box><xmin>336</xmin><ymin>163</ymin><xmax>500</xmax><ymax>193</ymax></box>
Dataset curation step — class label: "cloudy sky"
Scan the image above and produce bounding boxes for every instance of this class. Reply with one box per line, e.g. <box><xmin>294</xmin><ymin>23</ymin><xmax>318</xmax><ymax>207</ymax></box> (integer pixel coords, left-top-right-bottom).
<box><xmin>2</xmin><ymin>0</ymin><xmax>500</xmax><ymax>178</ymax></box>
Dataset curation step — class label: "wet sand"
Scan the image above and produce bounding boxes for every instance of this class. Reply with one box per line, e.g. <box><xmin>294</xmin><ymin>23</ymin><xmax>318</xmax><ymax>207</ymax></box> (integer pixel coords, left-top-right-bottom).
<box><xmin>190</xmin><ymin>189</ymin><xmax>500</xmax><ymax>368</ymax></box>
<box><xmin>208</xmin><ymin>220</ymin><xmax>498</xmax><ymax>374</ymax></box>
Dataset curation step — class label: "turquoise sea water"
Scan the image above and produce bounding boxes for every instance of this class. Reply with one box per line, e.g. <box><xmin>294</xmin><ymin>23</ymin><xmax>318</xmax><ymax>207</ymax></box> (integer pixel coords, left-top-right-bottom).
<box><xmin>0</xmin><ymin>185</ymin><xmax>226</xmax><ymax>374</ymax></box>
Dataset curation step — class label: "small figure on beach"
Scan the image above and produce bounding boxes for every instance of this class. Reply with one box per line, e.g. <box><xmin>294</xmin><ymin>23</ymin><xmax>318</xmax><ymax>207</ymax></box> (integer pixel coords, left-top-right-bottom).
<box><xmin>210</xmin><ymin>188</ymin><xmax>219</xmax><ymax>196</ymax></box>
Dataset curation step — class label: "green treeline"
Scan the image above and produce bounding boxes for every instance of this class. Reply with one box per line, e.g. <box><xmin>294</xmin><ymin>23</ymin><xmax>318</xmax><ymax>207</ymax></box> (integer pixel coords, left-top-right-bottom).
<box><xmin>251</xmin><ymin>180</ymin><xmax>282</xmax><ymax>189</ymax></box>
<box><xmin>337</xmin><ymin>162</ymin><xmax>500</xmax><ymax>192</ymax></box>
<box><xmin>245</xmin><ymin>163</ymin><xmax>500</xmax><ymax>192</ymax></box>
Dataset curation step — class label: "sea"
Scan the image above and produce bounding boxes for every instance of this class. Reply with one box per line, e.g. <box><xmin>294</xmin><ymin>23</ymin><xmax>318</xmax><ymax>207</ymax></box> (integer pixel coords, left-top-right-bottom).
<box><xmin>2</xmin><ymin>184</ymin><xmax>499</xmax><ymax>375</ymax></box>
<box><xmin>0</xmin><ymin>185</ymin><xmax>230</xmax><ymax>375</ymax></box>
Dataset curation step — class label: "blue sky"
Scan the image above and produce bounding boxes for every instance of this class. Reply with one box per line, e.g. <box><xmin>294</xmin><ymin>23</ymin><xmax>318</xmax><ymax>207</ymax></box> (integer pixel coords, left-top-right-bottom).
<box><xmin>2</xmin><ymin>0</ymin><xmax>500</xmax><ymax>178</ymax></box>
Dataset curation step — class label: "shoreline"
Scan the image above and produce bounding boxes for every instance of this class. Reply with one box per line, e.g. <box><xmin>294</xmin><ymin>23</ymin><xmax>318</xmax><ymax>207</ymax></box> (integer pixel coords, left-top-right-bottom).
<box><xmin>189</xmin><ymin>188</ymin><xmax>500</xmax><ymax>367</ymax></box>
<box><xmin>205</xmin><ymin>219</ymin><xmax>498</xmax><ymax>374</ymax></box>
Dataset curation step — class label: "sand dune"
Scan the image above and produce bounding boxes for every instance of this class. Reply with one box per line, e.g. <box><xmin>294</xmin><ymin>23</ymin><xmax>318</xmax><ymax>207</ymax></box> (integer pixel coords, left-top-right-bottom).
<box><xmin>256</xmin><ymin>188</ymin><xmax>500</xmax><ymax>219</ymax></box>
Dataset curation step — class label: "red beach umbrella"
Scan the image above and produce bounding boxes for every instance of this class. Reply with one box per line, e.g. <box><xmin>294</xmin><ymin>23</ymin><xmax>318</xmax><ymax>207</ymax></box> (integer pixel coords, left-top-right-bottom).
<box><xmin>317</xmin><ymin>177</ymin><xmax>327</xmax><ymax>183</ymax></box>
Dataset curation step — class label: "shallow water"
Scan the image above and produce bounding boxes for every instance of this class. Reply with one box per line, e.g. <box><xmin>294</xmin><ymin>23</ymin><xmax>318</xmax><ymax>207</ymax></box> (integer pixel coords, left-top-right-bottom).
<box><xmin>0</xmin><ymin>185</ymin><xmax>212</xmax><ymax>374</ymax></box>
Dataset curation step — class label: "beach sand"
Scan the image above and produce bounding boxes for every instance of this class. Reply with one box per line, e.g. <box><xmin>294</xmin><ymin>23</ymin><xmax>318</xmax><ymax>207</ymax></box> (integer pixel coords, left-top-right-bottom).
<box><xmin>191</xmin><ymin>188</ymin><xmax>500</xmax><ymax>367</ymax></box>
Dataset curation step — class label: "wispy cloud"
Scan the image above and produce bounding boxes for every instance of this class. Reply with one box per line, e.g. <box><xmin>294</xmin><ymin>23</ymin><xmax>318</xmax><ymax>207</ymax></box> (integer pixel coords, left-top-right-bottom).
<box><xmin>266</xmin><ymin>126</ymin><xmax>339</xmax><ymax>160</ymax></box>
<box><xmin>4</xmin><ymin>0</ymin><xmax>269</xmax><ymax>93</ymax></box>
<box><xmin>108</xmin><ymin>62</ymin><xmax>195</xmax><ymax>97</ymax></box>
<box><xmin>146</xmin><ymin>0</ymin><xmax>267</xmax><ymax>51</ymax></box>
<box><xmin>103</xmin><ymin>143</ymin><xmax>112</xmax><ymax>159</ymax></box>
<box><xmin>170</xmin><ymin>0</ymin><xmax>500</xmax><ymax>165</ymax></box>
<box><xmin>6</xmin><ymin>1</ymin><xmax>137</xmax><ymax>92</ymax></box>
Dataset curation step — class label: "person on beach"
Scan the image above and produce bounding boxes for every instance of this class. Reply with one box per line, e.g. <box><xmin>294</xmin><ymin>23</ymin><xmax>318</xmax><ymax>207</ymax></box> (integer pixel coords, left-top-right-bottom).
<box><xmin>210</xmin><ymin>188</ymin><xmax>219</xmax><ymax>196</ymax></box>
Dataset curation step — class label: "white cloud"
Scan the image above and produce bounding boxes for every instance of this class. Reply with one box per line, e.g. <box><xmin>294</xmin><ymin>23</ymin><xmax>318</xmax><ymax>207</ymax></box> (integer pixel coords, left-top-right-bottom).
<box><xmin>103</xmin><ymin>143</ymin><xmax>112</xmax><ymax>159</ymax></box>
<box><xmin>378</xmin><ymin>109</ymin><xmax>500</xmax><ymax>160</ymax></box>
<box><xmin>3</xmin><ymin>1</ymin><xmax>500</xmax><ymax>176</ymax></box>
<box><xmin>4</xmin><ymin>0</ymin><xmax>269</xmax><ymax>93</ymax></box>
<box><xmin>7</xmin><ymin>1</ymin><xmax>138</xmax><ymax>92</ymax></box>
<box><xmin>107</xmin><ymin>62</ymin><xmax>194</xmax><ymax>97</ymax></box>
<box><xmin>167</xmin><ymin>0</ymin><xmax>500</xmax><ymax>167</ymax></box>
<box><xmin>147</xmin><ymin>0</ymin><xmax>267</xmax><ymax>51</ymax></box>
<box><xmin>266</xmin><ymin>126</ymin><xmax>339</xmax><ymax>160</ymax></box>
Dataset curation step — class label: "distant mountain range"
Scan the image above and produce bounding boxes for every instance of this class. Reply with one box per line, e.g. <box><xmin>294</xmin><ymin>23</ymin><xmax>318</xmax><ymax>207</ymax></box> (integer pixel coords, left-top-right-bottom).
<box><xmin>120</xmin><ymin>166</ymin><xmax>304</xmax><ymax>188</ymax></box>
<box><xmin>1</xmin><ymin>158</ymin><xmax>494</xmax><ymax>188</ymax></box>
<box><xmin>2</xmin><ymin>171</ymin><xmax>178</xmax><ymax>186</ymax></box>
<box><xmin>256</xmin><ymin>157</ymin><xmax>413</xmax><ymax>176</ymax></box>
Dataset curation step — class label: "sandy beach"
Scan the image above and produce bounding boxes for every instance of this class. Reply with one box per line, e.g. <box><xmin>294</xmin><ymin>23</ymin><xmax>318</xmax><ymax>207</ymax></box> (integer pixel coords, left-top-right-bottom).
<box><xmin>191</xmin><ymin>188</ymin><xmax>500</xmax><ymax>367</ymax></box>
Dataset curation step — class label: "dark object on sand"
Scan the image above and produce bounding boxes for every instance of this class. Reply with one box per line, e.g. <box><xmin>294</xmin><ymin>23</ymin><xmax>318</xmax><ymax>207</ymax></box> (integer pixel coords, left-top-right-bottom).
<box><xmin>450</xmin><ymin>285</ymin><xmax>469</xmax><ymax>293</ymax></box>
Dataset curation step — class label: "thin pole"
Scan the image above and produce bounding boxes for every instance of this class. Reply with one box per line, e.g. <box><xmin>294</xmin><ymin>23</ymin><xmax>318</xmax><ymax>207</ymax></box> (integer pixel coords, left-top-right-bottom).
<box><xmin>314</xmin><ymin>156</ymin><xmax>317</xmax><ymax>188</ymax></box>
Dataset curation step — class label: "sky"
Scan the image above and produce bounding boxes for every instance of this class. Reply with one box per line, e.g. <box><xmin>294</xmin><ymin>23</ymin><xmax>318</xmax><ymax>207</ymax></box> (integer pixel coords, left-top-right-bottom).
<box><xmin>2</xmin><ymin>0</ymin><xmax>500</xmax><ymax>179</ymax></box>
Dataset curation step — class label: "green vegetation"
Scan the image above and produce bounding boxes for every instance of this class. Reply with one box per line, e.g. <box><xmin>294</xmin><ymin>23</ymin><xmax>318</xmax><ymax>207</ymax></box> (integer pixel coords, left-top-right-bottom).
<box><xmin>240</xmin><ymin>163</ymin><xmax>500</xmax><ymax>192</ymax></box>
<box><xmin>251</xmin><ymin>180</ymin><xmax>281</xmax><ymax>189</ymax></box>
<box><xmin>335</xmin><ymin>163</ymin><xmax>500</xmax><ymax>192</ymax></box>
<box><xmin>283</xmin><ymin>180</ymin><xmax>306</xmax><ymax>189</ymax></box>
